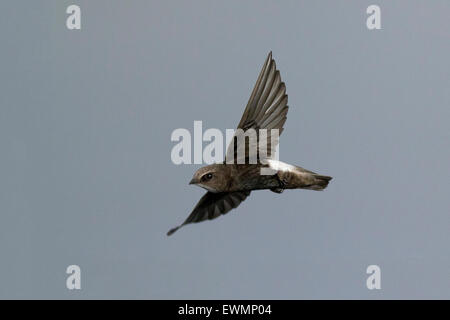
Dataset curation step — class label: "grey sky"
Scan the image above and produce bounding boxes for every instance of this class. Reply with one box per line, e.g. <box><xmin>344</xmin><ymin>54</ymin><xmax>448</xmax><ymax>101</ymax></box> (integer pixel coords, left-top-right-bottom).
<box><xmin>0</xmin><ymin>1</ymin><xmax>449</xmax><ymax>299</ymax></box>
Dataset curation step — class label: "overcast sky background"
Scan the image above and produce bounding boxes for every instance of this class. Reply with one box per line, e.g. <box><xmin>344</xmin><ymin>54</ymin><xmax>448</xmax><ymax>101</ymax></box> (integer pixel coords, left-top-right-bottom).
<box><xmin>0</xmin><ymin>1</ymin><xmax>449</xmax><ymax>299</ymax></box>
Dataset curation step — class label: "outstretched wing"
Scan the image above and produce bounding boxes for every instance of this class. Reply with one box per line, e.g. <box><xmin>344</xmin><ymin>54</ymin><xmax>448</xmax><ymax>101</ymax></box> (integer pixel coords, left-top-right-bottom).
<box><xmin>225</xmin><ymin>52</ymin><xmax>289</xmax><ymax>163</ymax></box>
<box><xmin>167</xmin><ymin>191</ymin><xmax>251</xmax><ymax>236</ymax></box>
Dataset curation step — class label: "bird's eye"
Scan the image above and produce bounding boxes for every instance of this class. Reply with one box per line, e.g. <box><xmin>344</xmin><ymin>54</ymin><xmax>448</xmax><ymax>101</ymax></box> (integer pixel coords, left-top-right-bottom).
<box><xmin>202</xmin><ymin>173</ymin><xmax>213</xmax><ymax>181</ymax></box>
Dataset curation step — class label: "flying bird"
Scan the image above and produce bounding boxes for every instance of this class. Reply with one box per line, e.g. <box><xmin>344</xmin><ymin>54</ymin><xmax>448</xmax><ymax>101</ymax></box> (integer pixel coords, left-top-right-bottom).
<box><xmin>167</xmin><ymin>52</ymin><xmax>332</xmax><ymax>236</ymax></box>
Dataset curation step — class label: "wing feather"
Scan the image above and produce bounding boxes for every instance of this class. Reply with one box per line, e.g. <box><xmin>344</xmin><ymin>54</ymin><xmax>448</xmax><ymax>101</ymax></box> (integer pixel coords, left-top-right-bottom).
<box><xmin>167</xmin><ymin>191</ymin><xmax>251</xmax><ymax>236</ymax></box>
<box><xmin>225</xmin><ymin>52</ymin><xmax>289</xmax><ymax>162</ymax></box>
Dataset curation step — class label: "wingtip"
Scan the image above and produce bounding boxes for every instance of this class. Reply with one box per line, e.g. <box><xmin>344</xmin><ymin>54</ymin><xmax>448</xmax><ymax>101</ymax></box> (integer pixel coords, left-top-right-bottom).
<box><xmin>167</xmin><ymin>226</ymin><xmax>180</xmax><ymax>236</ymax></box>
<box><xmin>265</xmin><ymin>51</ymin><xmax>272</xmax><ymax>63</ymax></box>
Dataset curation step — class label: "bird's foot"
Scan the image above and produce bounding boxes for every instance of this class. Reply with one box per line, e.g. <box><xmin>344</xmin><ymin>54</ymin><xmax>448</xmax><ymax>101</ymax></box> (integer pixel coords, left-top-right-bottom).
<box><xmin>270</xmin><ymin>176</ymin><xmax>288</xmax><ymax>193</ymax></box>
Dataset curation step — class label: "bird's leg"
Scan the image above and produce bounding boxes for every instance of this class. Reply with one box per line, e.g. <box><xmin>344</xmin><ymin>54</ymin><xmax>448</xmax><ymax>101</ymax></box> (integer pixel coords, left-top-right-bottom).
<box><xmin>270</xmin><ymin>173</ymin><xmax>288</xmax><ymax>194</ymax></box>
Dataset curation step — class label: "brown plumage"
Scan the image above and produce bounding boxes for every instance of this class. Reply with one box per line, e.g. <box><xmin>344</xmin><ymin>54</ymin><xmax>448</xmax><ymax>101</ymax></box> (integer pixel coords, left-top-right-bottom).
<box><xmin>167</xmin><ymin>52</ymin><xmax>332</xmax><ymax>236</ymax></box>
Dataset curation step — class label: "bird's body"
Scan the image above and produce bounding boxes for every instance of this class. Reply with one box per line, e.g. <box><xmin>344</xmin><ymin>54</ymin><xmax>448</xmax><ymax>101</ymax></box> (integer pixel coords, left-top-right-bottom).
<box><xmin>191</xmin><ymin>161</ymin><xmax>331</xmax><ymax>193</ymax></box>
<box><xmin>167</xmin><ymin>52</ymin><xmax>332</xmax><ymax>236</ymax></box>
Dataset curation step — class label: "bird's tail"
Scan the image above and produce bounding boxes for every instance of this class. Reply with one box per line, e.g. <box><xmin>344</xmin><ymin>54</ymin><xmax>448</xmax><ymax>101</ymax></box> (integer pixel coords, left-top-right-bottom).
<box><xmin>306</xmin><ymin>174</ymin><xmax>332</xmax><ymax>191</ymax></box>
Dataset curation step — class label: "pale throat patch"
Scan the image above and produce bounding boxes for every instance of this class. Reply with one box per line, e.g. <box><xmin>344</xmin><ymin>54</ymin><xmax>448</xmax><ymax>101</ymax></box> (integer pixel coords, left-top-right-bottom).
<box><xmin>197</xmin><ymin>183</ymin><xmax>218</xmax><ymax>193</ymax></box>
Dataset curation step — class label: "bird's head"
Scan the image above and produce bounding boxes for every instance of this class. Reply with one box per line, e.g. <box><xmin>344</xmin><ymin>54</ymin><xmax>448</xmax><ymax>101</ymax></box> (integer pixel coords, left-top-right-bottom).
<box><xmin>189</xmin><ymin>164</ymin><xmax>228</xmax><ymax>193</ymax></box>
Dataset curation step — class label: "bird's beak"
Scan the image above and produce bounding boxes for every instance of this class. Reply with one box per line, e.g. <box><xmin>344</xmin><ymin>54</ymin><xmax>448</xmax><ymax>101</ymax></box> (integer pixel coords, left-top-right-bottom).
<box><xmin>189</xmin><ymin>178</ymin><xmax>198</xmax><ymax>185</ymax></box>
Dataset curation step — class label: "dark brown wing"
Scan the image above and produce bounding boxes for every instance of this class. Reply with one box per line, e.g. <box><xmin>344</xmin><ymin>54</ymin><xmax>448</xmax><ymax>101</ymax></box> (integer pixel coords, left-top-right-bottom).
<box><xmin>167</xmin><ymin>191</ymin><xmax>251</xmax><ymax>236</ymax></box>
<box><xmin>225</xmin><ymin>52</ymin><xmax>289</xmax><ymax>163</ymax></box>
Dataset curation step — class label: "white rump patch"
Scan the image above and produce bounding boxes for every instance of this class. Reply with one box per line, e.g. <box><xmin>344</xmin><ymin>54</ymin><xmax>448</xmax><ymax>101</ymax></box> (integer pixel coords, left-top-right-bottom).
<box><xmin>266</xmin><ymin>159</ymin><xmax>296</xmax><ymax>172</ymax></box>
